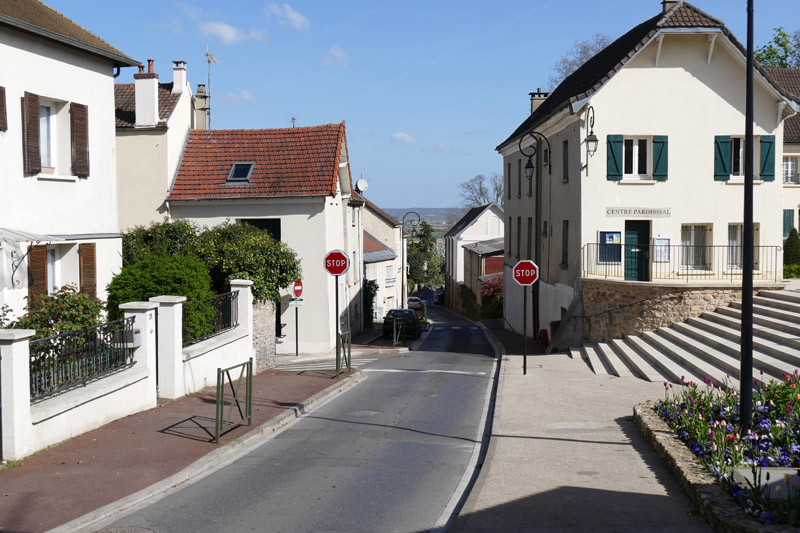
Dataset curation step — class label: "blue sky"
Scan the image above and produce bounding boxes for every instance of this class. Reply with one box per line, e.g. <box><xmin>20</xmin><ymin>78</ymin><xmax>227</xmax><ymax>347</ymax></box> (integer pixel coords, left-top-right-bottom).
<box><xmin>49</xmin><ymin>0</ymin><xmax>797</xmax><ymax>209</ymax></box>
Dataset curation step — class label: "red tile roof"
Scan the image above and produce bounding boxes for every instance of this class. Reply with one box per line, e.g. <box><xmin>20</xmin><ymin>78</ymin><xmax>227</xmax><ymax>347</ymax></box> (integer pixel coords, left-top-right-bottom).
<box><xmin>114</xmin><ymin>82</ymin><xmax>182</xmax><ymax>128</ymax></box>
<box><xmin>768</xmin><ymin>68</ymin><xmax>800</xmax><ymax>144</ymax></box>
<box><xmin>364</xmin><ymin>231</ymin><xmax>390</xmax><ymax>254</ymax></box>
<box><xmin>168</xmin><ymin>122</ymin><xmax>349</xmax><ymax>200</ymax></box>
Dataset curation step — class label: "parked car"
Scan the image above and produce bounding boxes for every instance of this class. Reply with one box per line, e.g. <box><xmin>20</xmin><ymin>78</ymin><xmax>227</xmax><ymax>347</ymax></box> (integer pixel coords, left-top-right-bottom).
<box><xmin>382</xmin><ymin>309</ymin><xmax>421</xmax><ymax>339</ymax></box>
<box><xmin>407</xmin><ymin>296</ymin><xmax>422</xmax><ymax>310</ymax></box>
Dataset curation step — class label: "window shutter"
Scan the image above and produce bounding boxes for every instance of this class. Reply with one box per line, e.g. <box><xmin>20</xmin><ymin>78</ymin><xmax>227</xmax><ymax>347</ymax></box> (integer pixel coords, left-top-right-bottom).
<box><xmin>714</xmin><ymin>135</ymin><xmax>731</xmax><ymax>181</ymax></box>
<box><xmin>759</xmin><ymin>135</ymin><xmax>775</xmax><ymax>181</ymax></box>
<box><xmin>28</xmin><ymin>245</ymin><xmax>48</xmax><ymax>302</ymax></box>
<box><xmin>652</xmin><ymin>135</ymin><xmax>668</xmax><ymax>181</ymax></box>
<box><xmin>70</xmin><ymin>102</ymin><xmax>90</xmax><ymax>177</ymax></box>
<box><xmin>607</xmin><ymin>135</ymin><xmax>622</xmax><ymax>180</ymax></box>
<box><xmin>21</xmin><ymin>92</ymin><xmax>41</xmax><ymax>174</ymax></box>
<box><xmin>0</xmin><ymin>86</ymin><xmax>7</xmax><ymax>132</ymax></box>
<box><xmin>79</xmin><ymin>243</ymin><xmax>97</xmax><ymax>299</ymax></box>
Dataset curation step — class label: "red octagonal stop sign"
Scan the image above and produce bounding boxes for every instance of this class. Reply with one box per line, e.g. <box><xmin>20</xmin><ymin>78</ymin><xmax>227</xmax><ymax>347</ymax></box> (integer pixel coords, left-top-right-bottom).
<box><xmin>324</xmin><ymin>250</ymin><xmax>350</xmax><ymax>276</ymax></box>
<box><xmin>512</xmin><ymin>260</ymin><xmax>539</xmax><ymax>286</ymax></box>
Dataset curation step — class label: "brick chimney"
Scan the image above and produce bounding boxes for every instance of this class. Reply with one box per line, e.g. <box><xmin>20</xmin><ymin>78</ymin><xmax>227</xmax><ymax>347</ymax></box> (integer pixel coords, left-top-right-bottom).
<box><xmin>194</xmin><ymin>84</ymin><xmax>208</xmax><ymax>129</ymax></box>
<box><xmin>172</xmin><ymin>60</ymin><xmax>186</xmax><ymax>94</ymax></box>
<box><xmin>529</xmin><ymin>89</ymin><xmax>549</xmax><ymax>115</ymax></box>
<box><xmin>662</xmin><ymin>0</ymin><xmax>679</xmax><ymax>13</ymax></box>
<box><xmin>134</xmin><ymin>58</ymin><xmax>159</xmax><ymax>127</ymax></box>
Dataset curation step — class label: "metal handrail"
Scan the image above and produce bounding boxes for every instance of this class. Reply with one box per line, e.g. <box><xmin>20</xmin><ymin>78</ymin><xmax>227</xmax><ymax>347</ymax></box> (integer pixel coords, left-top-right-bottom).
<box><xmin>183</xmin><ymin>290</ymin><xmax>239</xmax><ymax>347</ymax></box>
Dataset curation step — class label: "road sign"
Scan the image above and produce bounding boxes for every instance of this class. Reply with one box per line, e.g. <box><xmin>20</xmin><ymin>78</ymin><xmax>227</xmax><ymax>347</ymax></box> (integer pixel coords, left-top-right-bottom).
<box><xmin>289</xmin><ymin>298</ymin><xmax>304</xmax><ymax>307</ymax></box>
<box><xmin>293</xmin><ymin>279</ymin><xmax>303</xmax><ymax>298</ymax></box>
<box><xmin>324</xmin><ymin>250</ymin><xmax>350</xmax><ymax>276</ymax></box>
<box><xmin>512</xmin><ymin>260</ymin><xmax>539</xmax><ymax>286</ymax></box>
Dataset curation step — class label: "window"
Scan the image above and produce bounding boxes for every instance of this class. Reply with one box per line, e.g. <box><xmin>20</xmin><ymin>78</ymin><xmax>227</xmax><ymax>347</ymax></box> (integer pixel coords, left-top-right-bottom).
<box><xmin>0</xmin><ymin>85</ymin><xmax>6</xmax><ymax>131</ymax></box>
<box><xmin>507</xmin><ymin>216</ymin><xmax>512</xmax><ymax>257</ymax></box>
<box><xmin>731</xmin><ymin>137</ymin><xmax>744</xmax><ymax>178</ymax></box>
<box><xmin>227</xmin><ymin>163</ymin><xmax>254</xmax><ymax>181</ymax></box>
<box><xmin>728</xmin><ymin>223</ymin><xmax>761</xmax><ymax>269</ymax></box>
<box><xmin>240</xmin><ymin>218</ymin><xmax>281</xmax><ymax>241</ymax></box>
<box><xmin>784</xmin><ymin>156</ymin><xmax>799</xmax><ymax>184</ymax></box>
<box><xmin>507</xmin><ymin>162</ymin><xmax>511</xmax><ymax>199</ymax></box>
<box><xmin>714</xmin><ymin>135</ymin><xmax>774</xmax><ymax>181</ymax></box>
<box><xmin>21</xmin><ymin>93</ymin><xmax>89</xmax><ymax>177</ymax></box>
<box><xmin>526</xmin><ymin>217</ymin><xmax>532</xmax><ymax>259</ymax></box>
<box><xmin>561</xmin><ymin>220</ymin><xmax>569</xmax><ymax>267</ymax></box>
<box><xmin>681</xmin><ymin>224</ymin><xmax>712</xmax><ymax>269</ymax></box>
<box><xmin>608</xmin><ymin>135</ymin><xmax>667</xmax><ymax>181</ymax></box>
<box><xmin>39</xmin><ymin>104</ymin><xmax>54</xmax><ymax>168</ymax></box>
<box><xmin>516</xmin><ymin>217</ymin><xmax>521</xmax><ymax>259</ymax></box>
<box><xmin>562</xmin><ymin>140</ymin><xmax>569</xmax><ymax>182</ymax></box>
<box><xmin>385</xmin><ymin>265</ymin><xmax>395</xmax><ymax>287</ymax></box>
<box><xmin>623</xmin><ymin>138</ymin><xmax>648</xmax><ymax>178</ymax></box>
<box><xmin>517</xmin><ymin>159</ymin><xmax>521</xmax><ymax>198</ymax></box>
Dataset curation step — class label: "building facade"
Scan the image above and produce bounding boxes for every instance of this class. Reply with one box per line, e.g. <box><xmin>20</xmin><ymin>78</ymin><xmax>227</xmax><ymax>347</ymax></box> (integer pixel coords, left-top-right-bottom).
<box><xmin>361</xmin><ymin>196</ymin><xmax>403</xmax><ymax>318</ymax></box>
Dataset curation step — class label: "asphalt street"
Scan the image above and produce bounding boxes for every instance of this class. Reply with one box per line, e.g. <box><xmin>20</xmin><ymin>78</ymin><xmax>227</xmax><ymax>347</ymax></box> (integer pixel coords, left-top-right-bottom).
<box><xmin>100</xmin><ymin>300</ymin><xmax>496</xmax><ymax>532</ymax></box>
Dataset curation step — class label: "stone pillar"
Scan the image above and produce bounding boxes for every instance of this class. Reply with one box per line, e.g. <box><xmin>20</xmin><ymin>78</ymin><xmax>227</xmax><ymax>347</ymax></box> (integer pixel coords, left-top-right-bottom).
<box><xmin>149</xmin><ymin>296</ymin><xmax>186</xmax><ymax>399</ymax></box>
<box><xmin>119</xmin><ymin>302</ymin><xmax>158</xmax><ymax>404</ymax></box>
<box><xmin>253</xmin><ymin>300</ymin><xmax>276</xmax><ymax>372</ymax></box>
<box><xmin>0</xmin><ymin>329</ymin><xmax>36</xmax><ymax>461</ymax></box>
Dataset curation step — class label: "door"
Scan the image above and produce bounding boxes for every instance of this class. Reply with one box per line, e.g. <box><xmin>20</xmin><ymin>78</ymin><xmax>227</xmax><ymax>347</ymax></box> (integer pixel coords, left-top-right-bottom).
<box><xmin>624</xmin><ymin>220</ymin><xmax>650</xmax><ymax>281</ymax></box>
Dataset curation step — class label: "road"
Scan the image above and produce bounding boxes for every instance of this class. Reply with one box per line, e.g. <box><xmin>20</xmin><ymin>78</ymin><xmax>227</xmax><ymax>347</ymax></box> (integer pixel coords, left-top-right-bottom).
<box><xmin>102</xmin><ymin>298</ymin><xmax>497</xmax><ymax>532</ymax></box>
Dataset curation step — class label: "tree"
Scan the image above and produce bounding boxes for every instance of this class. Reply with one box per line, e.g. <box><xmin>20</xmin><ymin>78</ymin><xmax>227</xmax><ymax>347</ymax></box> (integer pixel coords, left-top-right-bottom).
<box><xmin>548</xmin><ymin>32</ymin><xmax>613</xmax><ymax>89</ymax></box>
<box><xmin>459</xmin><ymin>173</ymin><xmax>504</xmax><ymax>208</ymax></box>
<box><xmin>785</xmin><ymin>228</ymin><xmax>800</xmax><ymax>266</ymax></box>
<box><xmin>755</xmin><ymin>27</ymin><xmax>800</xmax><ymax>68</ymax></box>
<box><xmin>406</xmin><ymin>221</ymin><xmax>441</xmax><ymax>289</ymax></box>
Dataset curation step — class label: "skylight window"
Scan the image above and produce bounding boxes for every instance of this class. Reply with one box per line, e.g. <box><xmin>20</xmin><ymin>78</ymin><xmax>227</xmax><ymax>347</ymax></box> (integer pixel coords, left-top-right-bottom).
<box><xmin>227</xmin><ymin>163</ymin><xmax>254</xmax><ymax>182</ymax></box>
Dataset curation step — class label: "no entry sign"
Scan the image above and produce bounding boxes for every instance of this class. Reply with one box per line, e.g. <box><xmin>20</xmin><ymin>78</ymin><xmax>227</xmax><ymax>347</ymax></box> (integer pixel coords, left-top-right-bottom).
<box><xmin>293</xmin><ymin>279</ymin><xmax>303</xmax><ymax>298</ymax></box>
<box><xmin>512</xmin><ymin>260</ymin><xmax>539</xmax><ymax>286</ymax></box>
<box><xmin>324</xmin><ymin>250</ymin><xmax>350</xmax><ymax>276</ymax></box>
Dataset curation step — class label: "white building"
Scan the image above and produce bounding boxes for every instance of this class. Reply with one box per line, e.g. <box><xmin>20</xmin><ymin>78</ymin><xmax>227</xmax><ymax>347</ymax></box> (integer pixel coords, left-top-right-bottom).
<box><xmin>497</xmin><ymin>1</ymin><xmax>800</xmax><ymax>341</ymax></box>
<box><xmin>166</xmin><ymin>122</ymin><xmax>364</xmax><ymax>354</ymax></box>
<box><xmin>361</xmin><ymin>195</ymin><xmax>403</xmax><ymax>318</ymax></box>
<box><xmin>769</xmin><ymin>69</ymin><xmax>800</xmax><ymax>238</ymax></box>
<box><xmin>0</xmin><ymin>0</ymin><xmax>138</xmax><ymax>316</ymax></box>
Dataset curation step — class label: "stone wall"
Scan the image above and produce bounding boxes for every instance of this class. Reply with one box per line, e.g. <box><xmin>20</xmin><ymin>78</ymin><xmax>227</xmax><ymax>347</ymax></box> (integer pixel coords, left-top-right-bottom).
<box><xmin>253</xmin><ymin>300</ymin><xmax>276</xmax><ymax>372</ymax></box>
<box><xmin>581</xmin><ymin>279</ymin><xmax>783</xmax><ymax>343</ymax></box>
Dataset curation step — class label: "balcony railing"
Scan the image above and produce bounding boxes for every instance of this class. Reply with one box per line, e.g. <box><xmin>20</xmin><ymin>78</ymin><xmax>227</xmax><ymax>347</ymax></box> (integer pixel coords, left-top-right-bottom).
<box><xmin>29</xmin><ymin>317</ymin><xmax>136</xmax><ymax>402</ymax></box>
<box><xmin>183</xmin><ymin>290</ymin><xmax>239</xmax><ymax>347</ymax></box>
<box><xmin>582</xmin><ymin>243</ymin><xmax>781</xmax><ymax>282</ymax></box>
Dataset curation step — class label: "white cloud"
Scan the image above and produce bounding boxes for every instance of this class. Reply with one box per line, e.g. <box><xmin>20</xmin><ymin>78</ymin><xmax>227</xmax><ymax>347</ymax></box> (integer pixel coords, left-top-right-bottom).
<box><xmin>267</xmin><ymin>3</ymin><xmax>310</xmax><ymax>32</ymax></box>
<box><xmin>391</xmin><ymin>132</ymin><xmax>417</xmax><ymax>144</ymax></box>
<box><xmin>219</xmin><ymin>90</ymin><xmax>258</xmax><ymax>104</ymax></box>
<box><xmin>199</xmin><ymin>21</ymin><xmax>268</xmax><ymax>45</ymax></box>
<box><xmin>321</xmin><ymin>45</ymin><xmax>350</xmax><ymax>69</ymax></box>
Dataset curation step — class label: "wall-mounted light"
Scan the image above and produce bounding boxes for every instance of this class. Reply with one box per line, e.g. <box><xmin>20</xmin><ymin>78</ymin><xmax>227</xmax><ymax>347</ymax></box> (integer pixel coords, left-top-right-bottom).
<box><xmin>585</xmin><ymin>106</ymin><xmax>598</xmax><ymax>177</ymax></box>
<box><xmin>518</xmin><ymin>130</ymin><xmax>552</xmax><ymax>182</ymax></box>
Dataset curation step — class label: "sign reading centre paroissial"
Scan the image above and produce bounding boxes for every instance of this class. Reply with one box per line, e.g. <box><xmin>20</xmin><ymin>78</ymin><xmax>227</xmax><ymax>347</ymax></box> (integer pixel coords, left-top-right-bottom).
<box><xmin>605</xmin><ymin>207</ymin><xmax>671</xmax><ymax>218</ymax></box>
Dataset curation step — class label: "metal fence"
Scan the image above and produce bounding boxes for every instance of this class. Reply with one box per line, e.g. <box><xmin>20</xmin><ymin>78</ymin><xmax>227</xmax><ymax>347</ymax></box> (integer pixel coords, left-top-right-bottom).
<box><xmin>582</xmin><ymin>243</ymin><xmax>781</xmax><ymax>282</ymax></box>
<box><xmin>29</xmin><ymin>317</ymin><xmax>135</xmax><ymax>402</ymax></box>
<box><xmin>183</xmin><ymin>290</ymin><xmax>239</xmax><ymax>347</ymax></box>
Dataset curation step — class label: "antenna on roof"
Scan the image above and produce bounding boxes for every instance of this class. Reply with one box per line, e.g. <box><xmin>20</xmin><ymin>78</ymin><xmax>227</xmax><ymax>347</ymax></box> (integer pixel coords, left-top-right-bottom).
<box><xmin>204</xmin><ymin>46</ymin><xmax>218</xmax><ymax>129</ymax></box>
<box><xmin>291</xmin><ymin>114</ymin><xmax>296</xmax><ymax>127</ymax></box>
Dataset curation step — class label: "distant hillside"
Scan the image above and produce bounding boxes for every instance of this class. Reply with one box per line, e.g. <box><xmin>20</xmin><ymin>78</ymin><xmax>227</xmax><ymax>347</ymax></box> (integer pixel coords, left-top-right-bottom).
<box><xmin>383</xmin><ymin>207</ymin><xmax>466</xmax><ymax>226</ymax></box>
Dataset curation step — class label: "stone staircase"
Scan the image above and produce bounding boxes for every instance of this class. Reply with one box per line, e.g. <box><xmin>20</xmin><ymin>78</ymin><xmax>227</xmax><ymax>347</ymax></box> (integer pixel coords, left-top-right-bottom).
<box><xmin>569</xmin><ymin>289</ymin><xmax>800</xmax><ymax>388</ymax></box>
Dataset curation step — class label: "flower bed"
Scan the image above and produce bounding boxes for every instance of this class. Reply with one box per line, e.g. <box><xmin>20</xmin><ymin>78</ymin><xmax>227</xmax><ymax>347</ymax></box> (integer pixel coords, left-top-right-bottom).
<box><xmin>656</xmin><ymin>372</ymin><xmax>800</xmax><ymax>526</ymax></box>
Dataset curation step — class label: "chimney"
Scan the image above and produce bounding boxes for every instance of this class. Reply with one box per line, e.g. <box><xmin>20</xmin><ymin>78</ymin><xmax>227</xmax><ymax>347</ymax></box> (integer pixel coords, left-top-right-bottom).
<box><xmin>172</xmin><ymin>60</ymin><xmax>186</xmax><ymax>94</ymax></box>
<box><xmin>529</xmin><ymin>89</ymin><xmax>549</xmax><ymax>115</ymax></box>
<box><xmin>134</xmin><ymin>58</ymin><xmax>159</xmax><ymax>127</ymax></box>
<box><xmin>194</xmin><ymin>84</ymin><xmax>208</xmax><ymax>129</ymax></box>
<box><xmin>662</xmin><ymin>0</ymin><xmax>679</xmax><ymax>13</ymax></box>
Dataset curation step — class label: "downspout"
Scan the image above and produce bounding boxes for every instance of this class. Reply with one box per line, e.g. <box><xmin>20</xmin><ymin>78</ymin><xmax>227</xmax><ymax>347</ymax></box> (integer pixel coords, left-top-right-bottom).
<box><xmin>113</xmin><ymin>67</ymin><xmax>121</xmax><ymax>78</ymax></box>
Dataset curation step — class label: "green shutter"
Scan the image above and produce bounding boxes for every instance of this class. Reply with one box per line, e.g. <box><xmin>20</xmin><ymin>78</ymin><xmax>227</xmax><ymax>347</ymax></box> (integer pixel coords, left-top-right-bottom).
<box><xmin>784</xmin><ymin>209</ymin><xmax>794</xmax><ymax>239</ymax></box>
<box><xmin>760</xmin><ymin>135</ymin><xmax>775</xmax><ymax>181</ymax></box>
<box><xmin>607</xmin><ymin>134</ymin><xmax>622</xmax><ymax>181</ymax></box>
<box><xmin>714</xmin><ymin>135</ymin><xmax>731</xmax><ymax>181</ymax></box>
<box><xmin>652</xmin><ymin>135</ymin><xmax>668</xmax><ymax>181</ymax></box>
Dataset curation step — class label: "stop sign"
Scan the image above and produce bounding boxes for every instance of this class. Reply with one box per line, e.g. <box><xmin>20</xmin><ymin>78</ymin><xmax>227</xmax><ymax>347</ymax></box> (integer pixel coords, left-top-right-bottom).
<box><xmin>324</xmin><ymin>250</ymin><xmax>350</xmax><ymax>276</ymax></box>
<box><xmin>512</xmin><ymin>260</ymin><xmax>539</xmax><ymax>286</ymax></box>
<box><xmin>293</xmin><ymin>279</ymin><xmax>303</xmax><ymax>298</ymax></box>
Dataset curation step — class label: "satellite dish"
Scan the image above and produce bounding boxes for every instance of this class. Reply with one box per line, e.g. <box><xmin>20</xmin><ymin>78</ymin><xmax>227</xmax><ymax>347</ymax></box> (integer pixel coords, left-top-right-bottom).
<box><xmin>355</xmin><ymin>179</ymin><xmax>368</xmax><ymax>193</ymax></box>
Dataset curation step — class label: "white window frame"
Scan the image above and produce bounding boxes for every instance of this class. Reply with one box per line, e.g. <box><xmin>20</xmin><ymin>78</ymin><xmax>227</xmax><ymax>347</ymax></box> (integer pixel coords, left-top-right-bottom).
<box><xmin>784</xmin><ymin>156</ymin><xmax>799</xmax><ymax>185</ymax></box>
<box><xmin>39</xmin><ymin>103</ymin><xmax>55</xmax><ymax>170</ymax></box>
<box><xmin>730</xmin><ymin>137</ymin><xmax>745</xmax><ymax>179</ymax></box>
<box><xmin>622</xmin><ymin>137</ymin><xmax>649</xmax><ymax>179</ymax></box>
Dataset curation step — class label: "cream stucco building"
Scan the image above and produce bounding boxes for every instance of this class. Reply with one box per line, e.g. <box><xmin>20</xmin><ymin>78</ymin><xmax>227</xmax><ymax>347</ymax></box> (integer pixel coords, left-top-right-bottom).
<box><xmin>361</xmin><ymin>195</ymin><xmax>403</xmax><ymax>319</ymax></box>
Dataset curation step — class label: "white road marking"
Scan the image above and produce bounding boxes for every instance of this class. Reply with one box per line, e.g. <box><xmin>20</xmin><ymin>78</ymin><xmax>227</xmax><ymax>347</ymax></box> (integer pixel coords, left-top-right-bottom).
<box><xmin>360</xmin><ymin>369</ymin><xmax>487</xmax><ymax>376</ymax></box>
<box><xmin>276</xmin><ymin>358</ymin><xmax>378</xmax><ymax>371</ymax></box>
<box><xmin>451</xmin><ymin>326</ymin><xmax>461</xmax><ymax>330</ymax></box>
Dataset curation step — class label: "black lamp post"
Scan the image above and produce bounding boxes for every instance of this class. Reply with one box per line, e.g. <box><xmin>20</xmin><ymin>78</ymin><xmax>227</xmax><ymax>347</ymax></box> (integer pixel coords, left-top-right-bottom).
<box><xmin>401</xmin><ymin>211</ymin><xmax>420</xmax><ymax>308</ymax></box>
<box><xmin>585</xmin><ymin>106</ymin><xmax>599</xmax><ymax>176</ymax></box>
<box><xmin>519</xmin><ymin>131</ymin><xmax>551</xmax><ymax>180</ymax></box>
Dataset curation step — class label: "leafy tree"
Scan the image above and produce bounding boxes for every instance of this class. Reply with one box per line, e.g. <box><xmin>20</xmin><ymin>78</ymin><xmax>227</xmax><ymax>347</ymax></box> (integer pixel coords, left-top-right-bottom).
<box><xmin>548</xmin><ymin>32</ymin><xmax>613</xmax><ymax>89</ymax></box>
<box><xmin>122</xmin><ymin>218</ymin><xmax>199</xmax><ymax>266</ymax></box>
<box><xmin>458</xmin><ymin>173</ymin><xmax>504</xmax><ymax>208</ymax></box>
<box><xmin>13</xmin><ymin>285</ymin><xmax>105</xmax><ymax>339</ymax></box>
<box><xmin>407</xmin><ymin>221</ymin><xmax>441</xmax><ymax>288</ymax></box>
<box><xmin>785</xmin><ymin>227</ymin><xmax>800</xmax><ymax>266</ymax></box>
<box><xmin>756</xmin><ymin>27</ymin><xmax>800</xmax><ymax>68</ymax></box>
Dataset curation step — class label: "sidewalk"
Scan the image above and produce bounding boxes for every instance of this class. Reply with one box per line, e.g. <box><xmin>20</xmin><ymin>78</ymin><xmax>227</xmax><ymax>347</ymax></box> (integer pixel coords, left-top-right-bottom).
<box><xmin>0</xmin><ymin>362</ymin><xmax>363</xmax><ymax>532</ymax></box>
<box><xmin>453</xmin><ymin>324</ymin><xmax>712</xmax><ymax>532</ymax></box>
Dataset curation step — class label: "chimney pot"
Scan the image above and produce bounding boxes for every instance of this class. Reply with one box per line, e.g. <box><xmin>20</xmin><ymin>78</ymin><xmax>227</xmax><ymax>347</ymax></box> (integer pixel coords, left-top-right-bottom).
<box><xmin>138</xmin><ymin>65</ymin><xmax>144</xmax><ymax>73</ymax></box>
<box><xmin>529</xmin><ymin>89</ymin><xmax>549</xmax><ymax>115</ymax></box>
<box><xmin>172</xmin><ymin>60</ymin><xmax>187</xmax><ymax>95</ymax></box>
<box><xmin>147</xmin><ymin>58</ymin><xmax>154</xmax><ymax>73</ymax></box>
<box><xmin>662</xmin><ymin>0</ymin><xmax>679</xmax><ymax>13</ymax></box>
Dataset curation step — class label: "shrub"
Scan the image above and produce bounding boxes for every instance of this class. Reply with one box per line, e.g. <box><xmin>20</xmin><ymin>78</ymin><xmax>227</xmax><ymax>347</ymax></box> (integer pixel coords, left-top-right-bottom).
<box><xmin>197</xmin><ymin>222</ymin><xmax>301</xmax><ymax>302</ymax></box>
<box><xmin>13</xmin><ymin>284</ymin><xmax>105</xmax><ymax>339</ymax></box>
<box><xmin>785</xmin><ymin>264</ymin><xmax>800</xmax><ymax>279</ymax></box>
<box><xmin>363</xmin><ymin>279</ymin><xmax>379</xmax><ymax>327</ymax></box>
<box><xmin>785</xmin><ymin>228</ymin><xmax>800</xmax><ymax>266</ymax></box>
<box><xmin>122</xmin><ymin>219</ymin><xmax>199</xmax><ymax>266</ymax></box>
<box><xmin>107</xmin><ymin>254</ymin><xmax>216</xmax><ymax>339</ymax></box>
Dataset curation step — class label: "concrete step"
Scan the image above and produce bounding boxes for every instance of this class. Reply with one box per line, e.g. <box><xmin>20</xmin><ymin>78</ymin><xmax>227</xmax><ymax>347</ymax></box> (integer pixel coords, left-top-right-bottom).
<box><xmin>582</xmin><ymin>344</ymin><xmax>611</xmax><ymax>375</ymax></box>
<box><xmin>595</xmin><ymin>342</ymin><xmax>636</xmax><ymax>378</ymax></box>
<box><xmin>730</xmin><ymin>301</ymin><xmax>800</xmax><ymax>324</ymax></box>
<box><xmin>610</xmin><ymin>338</ymin><xmax>665</xmax><ymax>382</ymax></box>
<box><xmin>759</xmin><ymin>289</ymin><xmax>800</xmax><ymax>305</ymax></box>
<box><xmin>702</xmin><ymin>311</ymin><xmax>800</xmax><ymax>352</ymax></box>
<box><xmin>717</xmin><ymin>305</ymin><xmax>800</xmax><ymax>336</ymax></box>
<box><xmin>753</xmin><ymin>294</ymin><xmax>800</xmax><ymax>314</ymax></box>
<box><xmin>626</xmin><ymin>334</ymin><xmax>703</xmax><ymax>385</ymax></box>
<box><xmin>687</xmin><ymin>316</ymin><xmax>800</xmax><ymax>368</ymax></box>
<box><xmin>641</xmin><ymin>328</ymin><xmax>734</xmax><ymax>388</ymax></box>
<box><xmin>568</xmin><ymin>346</ymin><xmax>581</xmax><ymax>360</ymax></box>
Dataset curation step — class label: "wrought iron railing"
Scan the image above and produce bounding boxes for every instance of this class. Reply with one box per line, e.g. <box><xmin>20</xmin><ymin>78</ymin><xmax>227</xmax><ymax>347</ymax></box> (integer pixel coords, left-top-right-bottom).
<box><xmin>29</xmin><ymin>317</ymin><xmax>135</xmax><ymax>402</ymax></box>
<box><xmin>582</xmin><ymin>243</ymin><xmax>781</xmax><ymax>282</ymax></box>
<box><xmin>183</xmin><ymin>290</ymin><xmax>239</xmax><ymax>347</ymax></box>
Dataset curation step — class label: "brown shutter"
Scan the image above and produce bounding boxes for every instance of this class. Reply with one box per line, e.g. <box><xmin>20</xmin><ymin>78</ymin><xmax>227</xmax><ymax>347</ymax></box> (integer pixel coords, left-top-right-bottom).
<box><xmin>28</xmin><ymin>245</ymin><xmax>48</xmax><ymax>302</ymax></box>
<box><xmin>21</xmin><ymin>92</ymin><xmax>41</xmax><ymax>174</ymax></box>
<box><xmin>79</xmin><ymin>243</ymin><xmax>97</xmax><ymax>299</ymax></box>
<box><xmin>70</xmin><ymin>102</ymin><xmax>89</xmax><ymax>177</ymax></box>
<box><xmin>0</xmin><ymin>86</ymin><xmax>7</xmax><ymax>131</ymax></box>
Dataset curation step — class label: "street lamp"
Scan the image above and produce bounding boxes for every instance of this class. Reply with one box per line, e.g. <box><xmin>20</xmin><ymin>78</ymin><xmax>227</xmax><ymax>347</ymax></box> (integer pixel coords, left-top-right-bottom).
<box><xmin>518</xmin><ymin>130</ymin><xmax>551</xmax><ymax>180</ymax></box>
<box><xmin>584</xmin><ymin>105</ymin><xmax>599</xmax><ymax>177</ymax></box>
<box><xmin>401</xmin><ymin>211</ymin><xmax>420</xmax><ymax>308</ymax></box>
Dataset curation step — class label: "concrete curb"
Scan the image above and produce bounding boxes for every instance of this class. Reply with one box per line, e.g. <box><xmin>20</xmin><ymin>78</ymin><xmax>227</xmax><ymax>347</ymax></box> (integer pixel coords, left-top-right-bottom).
<box><xmin>52</xmin><ymin>372</ymin><xmax>364</xmax><ymax>533</ymax></box>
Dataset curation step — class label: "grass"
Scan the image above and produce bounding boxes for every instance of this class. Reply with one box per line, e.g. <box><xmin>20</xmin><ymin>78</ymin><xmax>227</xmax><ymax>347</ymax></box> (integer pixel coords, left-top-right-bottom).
<box><xmin>656</xmin><ymin>371</ymin><xmax>800</xmax><ymax>525</ymax></box>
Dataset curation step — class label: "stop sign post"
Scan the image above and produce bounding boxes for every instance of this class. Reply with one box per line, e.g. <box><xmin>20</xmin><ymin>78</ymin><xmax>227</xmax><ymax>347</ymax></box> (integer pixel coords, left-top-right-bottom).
<box><xmin>512</xmin><ymin>260</ymin><xmax>539</xmax><ymax>375</ymax></box>
<box><xmin>292</xmin><ymin>279</ymin><xmax>303</xmax><ymax>356</ymax></box>
<box><xmin>324</xmin><ymin>250</ymin><xmax>350</xmax><ymax>376</ymax></box>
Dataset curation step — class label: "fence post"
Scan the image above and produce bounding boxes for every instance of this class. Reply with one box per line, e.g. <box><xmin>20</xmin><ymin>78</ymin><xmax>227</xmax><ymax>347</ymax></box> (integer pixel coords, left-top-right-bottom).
<box><xmin>149</xmin><ymin>296</ymin><xmax>186</xmax><ymax>399</ymax></box>
<box><xmin>0</xmin><ymin>329</ymin><xmax>36</xmax><ymax>461</ymax></box>
<box><xmin>118</xmin><ymin>302</ymin><xmax>159</xmax><ymax>406</ymax></box>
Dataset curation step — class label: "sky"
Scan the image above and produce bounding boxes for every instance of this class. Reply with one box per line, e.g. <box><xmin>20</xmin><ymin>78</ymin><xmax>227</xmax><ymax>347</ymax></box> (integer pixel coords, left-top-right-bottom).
<box><xmin>48</xmin><ymin>0</ymin><xmax>798</xmax><ymax>209</ymax></box>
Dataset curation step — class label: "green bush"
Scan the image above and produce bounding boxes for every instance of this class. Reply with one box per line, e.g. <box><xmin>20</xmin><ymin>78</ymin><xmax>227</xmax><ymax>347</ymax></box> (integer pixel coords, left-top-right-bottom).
<box><xmin>197</xmin><ymin>222</ymin><xmax>301</xmax><ymax>302</ymax></box>
<box><xmin>785</xmin><ymin>264</ymin><xmax>800</xmax><ymax>279</ymax></box>
<box><xmin>13</xmin><ymin>284</ymin><xmax>105</xmax><ymax>339</ymax></box>
<box><xmin>785</xmin><ymin>228</ymin><xmax>800</xmax><ymax>266</ymax></box>
<box><xmin>363</xmin><ymin>279</ymin><xmax>378</xmax><ymax>327</ymax></box>
<box><xmin>122</xmin><ymin>219</ymin><xmax>199</xmax><ymax>266</ymax></box>
<box><xmin>107</xmin><ymin>254</ymin><xmax>216</xmax><ymax>339</ymax></box>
